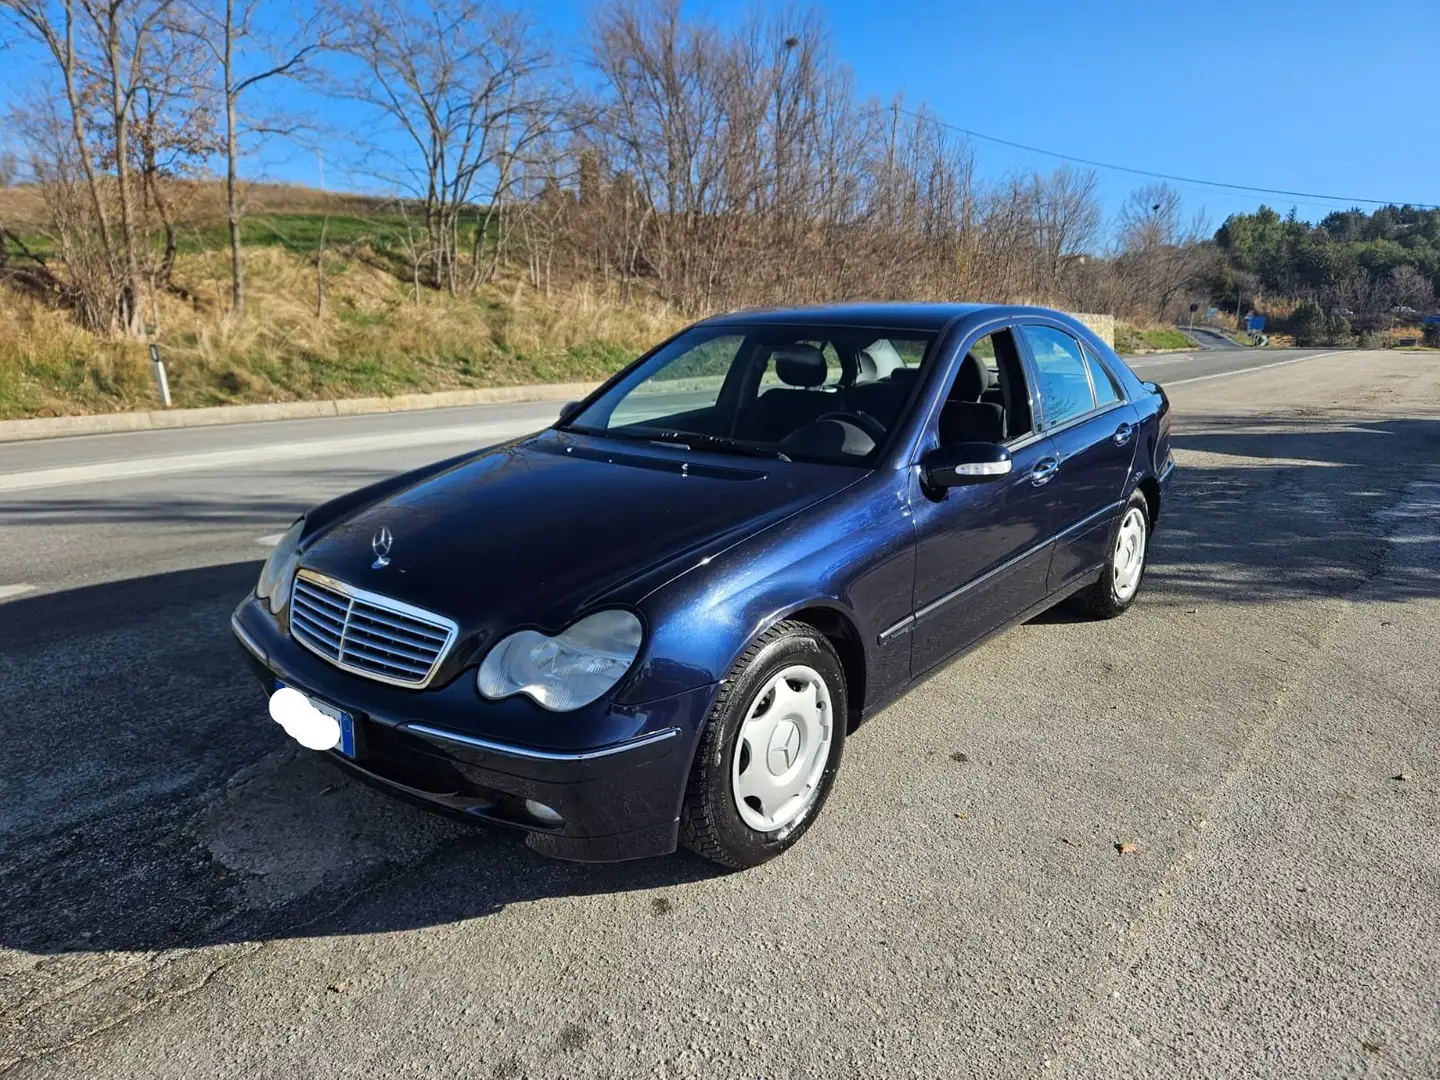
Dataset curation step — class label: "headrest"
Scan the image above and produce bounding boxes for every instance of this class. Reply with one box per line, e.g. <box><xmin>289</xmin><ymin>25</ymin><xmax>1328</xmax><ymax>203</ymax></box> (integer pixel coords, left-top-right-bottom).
<box><xmin>939</xmin><ymin>400</ymin><xmax>1005</xmax><ymax>445</ymax></box>
<box><xmin>858</xmin><ymin>341</ymin><xmax>907</xmax><ymax>381</ymax></box>
<box><xmin>951</xmin><ymin>354</ymin><xmax>987</xmax><ymax>402</ymax></box>
<box><xmin>856</xmin><ymin>349</ymin><xmax>880</xmax><ymax>382</ymax></box>
<box><xmin>772</xmin><ymin>345</ymin><xmax>827</xmax><ymax>388</ymax></box>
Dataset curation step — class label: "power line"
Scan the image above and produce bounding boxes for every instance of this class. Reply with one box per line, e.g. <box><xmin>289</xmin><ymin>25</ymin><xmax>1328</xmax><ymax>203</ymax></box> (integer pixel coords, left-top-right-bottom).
<box><xmin>890</xmin><ymin>106</ymin><xmax>1438</xmax><ymax>212</ymax></box>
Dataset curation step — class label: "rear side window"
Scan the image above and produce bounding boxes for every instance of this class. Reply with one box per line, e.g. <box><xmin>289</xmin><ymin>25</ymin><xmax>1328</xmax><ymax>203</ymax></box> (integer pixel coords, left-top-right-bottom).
<box><xmin>1083</xmin><ymin>346</ymin><xmax>1123</xmax><ymax>407</ymax></box>
<box><xmin>1021</xmin><ymin>325</ymin><xmax>1097</xmax><ymax>428</ymax></box>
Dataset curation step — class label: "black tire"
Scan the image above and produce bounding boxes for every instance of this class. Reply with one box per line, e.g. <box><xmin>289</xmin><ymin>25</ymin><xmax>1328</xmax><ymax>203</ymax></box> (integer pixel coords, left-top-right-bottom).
<box><xmin>679</xmin><ymin>620</ymin><xmax>847</xmax><ymax>869</ymax></box>
<box><xmin>1072</xmin><ymin>489</ymin><xmax>1151</xmax><ymax>619</ymax></box>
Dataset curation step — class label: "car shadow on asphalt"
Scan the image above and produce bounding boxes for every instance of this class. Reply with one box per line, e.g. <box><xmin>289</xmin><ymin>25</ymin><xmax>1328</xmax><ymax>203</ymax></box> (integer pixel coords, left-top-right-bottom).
<box><xmin>1033</xmin><ymin>414</ymin><xmax>1440</xmax><ymax>621</ymax></box>
<box><xmin>0</xmin><ymin>468</ymin><xmax>388</xmax><ymax>527</ymax></box>
<box><xmin>1148</xmin><ymin>414</ymin><xmax>1440</xmax><ymax>607</ymax></box>
<box><xmin>0</xmin><ymin>563</ymin><xmax>722</xmax><ymax>962</ymax></box>
<box><xmin>2</xmin><ymin>415</ymin><xmax>1437</xmax><ymax>960</ymax></box>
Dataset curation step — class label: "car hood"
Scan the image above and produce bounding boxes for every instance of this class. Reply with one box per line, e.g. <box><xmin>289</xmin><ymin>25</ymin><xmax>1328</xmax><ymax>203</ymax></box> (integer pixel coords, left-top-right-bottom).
<box><xmin>298</xmin><ymin>430</ymin><xmax>861</xmax><ymax>652</ymax></box>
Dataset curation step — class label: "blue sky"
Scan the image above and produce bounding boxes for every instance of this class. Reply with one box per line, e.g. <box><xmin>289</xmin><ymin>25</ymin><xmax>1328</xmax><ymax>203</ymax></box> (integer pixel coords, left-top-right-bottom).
<box><xmin>3</xmin><ymin>0</ymin><xmax>1437</xmax><ymax>230</ymax></box>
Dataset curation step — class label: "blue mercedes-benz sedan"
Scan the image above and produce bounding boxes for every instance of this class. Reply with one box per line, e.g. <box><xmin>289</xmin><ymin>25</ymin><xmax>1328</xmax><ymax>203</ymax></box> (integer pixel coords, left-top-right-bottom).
<box><xmin>232</xmin><ymin>303</ymin><xmax>1174</xmax><ymax>868</ymax></box>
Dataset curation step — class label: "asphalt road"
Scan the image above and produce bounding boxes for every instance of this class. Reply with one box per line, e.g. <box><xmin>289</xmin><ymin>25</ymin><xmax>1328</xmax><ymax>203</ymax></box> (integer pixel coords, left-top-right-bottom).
<box><xmin>1181</xmin><ymin>326</ymin><xmax>1244</xmax><ymax>350</ymax></box>
<box><xmin>2</xmin><ymin>347</ymin><xmax>1436</xmax><ymax>1078</ymax></box>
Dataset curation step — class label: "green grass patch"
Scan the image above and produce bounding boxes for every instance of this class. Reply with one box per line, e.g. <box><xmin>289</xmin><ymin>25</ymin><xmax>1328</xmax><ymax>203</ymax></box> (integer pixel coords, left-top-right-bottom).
<box><xmin>12</xmin><ymin>210</ymin><xmax>504</xmax><ymax>263</ymax></box>
<box><xmin>1114</xmin><ymin>325</ymin><xmax>1194</xmax><ymax>355</ymax></box>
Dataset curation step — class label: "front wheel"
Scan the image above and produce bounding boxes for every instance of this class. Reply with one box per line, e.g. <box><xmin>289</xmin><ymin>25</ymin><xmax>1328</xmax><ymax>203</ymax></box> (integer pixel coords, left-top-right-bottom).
<box><xmin>1073</xmin><ymin>491</ymin><xmax>1150</xmax><ymax>619</ymax></box>
<box><xmin>680</xmin><ymin>621</ymin><xmax>847</xmax><ymax>869</ymax></box>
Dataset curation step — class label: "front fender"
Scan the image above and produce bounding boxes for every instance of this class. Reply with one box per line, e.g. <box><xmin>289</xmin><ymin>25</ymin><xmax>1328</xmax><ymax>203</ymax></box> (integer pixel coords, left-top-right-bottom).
<box><xmin>615</xmin><ymin>471</ymin><xmax>916</xmax><ymax>715</ymax></box>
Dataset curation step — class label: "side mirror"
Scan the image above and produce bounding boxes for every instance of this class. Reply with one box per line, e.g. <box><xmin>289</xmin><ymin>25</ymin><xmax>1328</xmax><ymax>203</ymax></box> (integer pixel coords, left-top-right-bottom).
<box><xmin>557</xmin><ymin>400</ymin><xmax>583</xmax><ymax>426</ymax></box>
<box><xmin>921</xmin><ymin>442</ymin><xmax>1012</xmax><ymax>487</ymax></box>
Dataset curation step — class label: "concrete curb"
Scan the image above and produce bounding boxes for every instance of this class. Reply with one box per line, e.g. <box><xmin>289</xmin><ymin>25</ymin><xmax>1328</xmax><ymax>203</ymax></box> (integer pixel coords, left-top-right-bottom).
<box><xmin>0</xmin><ymin>380</ymin><xmax>601</xmax><ymax>443</ymax></box>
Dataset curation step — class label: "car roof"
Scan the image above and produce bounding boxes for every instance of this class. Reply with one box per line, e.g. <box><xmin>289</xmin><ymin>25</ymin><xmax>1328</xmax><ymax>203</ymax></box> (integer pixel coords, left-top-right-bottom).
<box><xmin>697</xmin><ymin>302</ymin><xmax>1075</xmax><ymax>334</ymax></box>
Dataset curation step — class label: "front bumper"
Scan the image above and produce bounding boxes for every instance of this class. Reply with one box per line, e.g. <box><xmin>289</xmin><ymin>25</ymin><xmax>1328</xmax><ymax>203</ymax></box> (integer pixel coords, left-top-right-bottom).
<box><xmin>232</xmin><ymin>598</ymin><xmax>716</xmax><ymax>862</ymax></box>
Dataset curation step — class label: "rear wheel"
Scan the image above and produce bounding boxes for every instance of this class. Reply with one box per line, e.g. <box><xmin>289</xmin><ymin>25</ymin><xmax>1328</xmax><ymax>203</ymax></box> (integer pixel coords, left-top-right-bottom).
<box><xmin>1073</xmin><ymin>491</ymin><xmax>1150</xmax><ymax>619</ymax></box>
<box><xmin>680</xmin><ymin>621</ymin><xmax>846</xmax><ymax>869</ymax></box>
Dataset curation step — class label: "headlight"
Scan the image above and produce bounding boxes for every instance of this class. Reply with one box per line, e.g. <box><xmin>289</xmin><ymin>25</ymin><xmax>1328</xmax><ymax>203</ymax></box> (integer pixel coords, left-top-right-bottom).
<box><xmin>478</xmin><ymin>610</ymin><xmax>643</xmax><ymax>712</ymax></box>
<box><xmin>256</xmin><ymin>518</ymin><xmax>305</xmax><ymax>615</ymax></box>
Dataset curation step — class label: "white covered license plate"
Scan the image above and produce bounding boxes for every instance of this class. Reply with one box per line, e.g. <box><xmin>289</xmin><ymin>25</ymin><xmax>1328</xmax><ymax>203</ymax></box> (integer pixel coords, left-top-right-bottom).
<box><xmin>270</xmin><ymin>681</ymin><xmax>356</xmax><ymax>756</ymax></box>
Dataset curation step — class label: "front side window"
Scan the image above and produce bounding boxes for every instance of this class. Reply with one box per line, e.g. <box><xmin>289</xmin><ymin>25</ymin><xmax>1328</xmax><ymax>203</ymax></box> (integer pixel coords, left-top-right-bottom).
<box><xmin>565</xmin><ymin>324</ymin><xmax>938</xmax><ymax>465</ymax></box>
<box><xmin>1021</xmin><ymin>325</ymin><xmax>1097</xmax><ymax>429</ymax></box>
<box><xmin>938</xmin><ymin>329</ymin><xmax>1031</xmax><ymax>445</ymax></box>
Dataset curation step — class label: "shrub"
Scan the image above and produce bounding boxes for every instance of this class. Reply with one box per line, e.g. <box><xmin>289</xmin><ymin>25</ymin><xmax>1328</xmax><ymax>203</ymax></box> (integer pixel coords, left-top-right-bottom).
<box><xmin>1325</xmin><ymin>313</ymin><xmax>1352</xmax><ymax>346</ymax></box>
<box><xmin>1424</xmin><ymin>322</ymin><xmax>1440</xmax><ymax>348</ymax></box>
<box><xmin>1290</xmin><ymin>300</ymin><xmax>1327</xmax><ymax>346</ymax></box>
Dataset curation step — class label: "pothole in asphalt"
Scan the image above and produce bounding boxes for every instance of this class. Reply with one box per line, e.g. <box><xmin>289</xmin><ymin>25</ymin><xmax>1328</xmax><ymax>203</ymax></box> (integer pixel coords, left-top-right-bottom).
<box><xmin>189</xmin><ymin>746</ymin><xmax>466</xmax><ymax>908</ymax></box>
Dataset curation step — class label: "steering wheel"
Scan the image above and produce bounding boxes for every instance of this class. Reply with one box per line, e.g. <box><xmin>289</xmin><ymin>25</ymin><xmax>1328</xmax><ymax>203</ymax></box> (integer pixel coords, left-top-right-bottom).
<box><xmin>815</xmin><ymin>410</ymin><xmax>887</xmax><ymax>444</ymax></box>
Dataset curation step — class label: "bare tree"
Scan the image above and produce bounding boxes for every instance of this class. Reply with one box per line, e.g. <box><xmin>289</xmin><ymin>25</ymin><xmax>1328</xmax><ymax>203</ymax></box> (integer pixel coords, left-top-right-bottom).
<box><xmin>132</xmin><ymin>14</ymin><xmax>215</xmax><ymax>293</ymax></box>
<box><xmin>588</xmin><ymin>0</ymin><xmax>740</xmax><ymax>310</ymax></box>
<box><xmin>2</xmin><ymin>0</ymin><xmax>186</xmax><ymax>333</ymax></box>
<box><xmin>1387</xmin><ymin>264</ymin><xmax>1432</xmax><ymax>312</ymax></box>
<box><xmin>185</xmin><ymin>0</ymin><xmax>324</xmax><ymax>318</ymax></box>
<box><xmin>1115</xmin><ymin>183</ymin><xmax>1209</xmax><ymax>319</ymax></box>
<box><xmin>334</xmin><ymin>0</ymin><xmax>563</xmax><ymax>294</ymax></box>
<box><xmin>1031</xmin><ymin>166</ymin><xmax>1101</xmax><ymax>299</ymax></box>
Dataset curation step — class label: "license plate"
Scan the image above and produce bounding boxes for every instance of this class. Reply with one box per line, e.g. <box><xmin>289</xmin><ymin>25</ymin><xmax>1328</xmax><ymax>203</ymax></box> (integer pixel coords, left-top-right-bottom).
<box><xmin>275</xmin><ymin>680</ymin><xmax>355</xmax><ymax>757</ymax></box>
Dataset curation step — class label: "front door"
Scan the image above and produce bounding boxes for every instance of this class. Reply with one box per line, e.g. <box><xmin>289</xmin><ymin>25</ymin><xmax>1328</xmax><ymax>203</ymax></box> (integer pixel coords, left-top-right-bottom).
<box><xmin>909</xmin><ymin>327</ymin><xmax>1060</xmax><ymax>676</ymax></box>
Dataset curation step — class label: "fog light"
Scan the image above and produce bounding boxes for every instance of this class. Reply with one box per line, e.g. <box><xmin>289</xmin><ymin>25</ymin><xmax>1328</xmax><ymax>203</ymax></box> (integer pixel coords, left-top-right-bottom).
<box><xmin>524</xmin><ymin>799</ymin><xmax>564</xmax><ymax>827</ymax></box>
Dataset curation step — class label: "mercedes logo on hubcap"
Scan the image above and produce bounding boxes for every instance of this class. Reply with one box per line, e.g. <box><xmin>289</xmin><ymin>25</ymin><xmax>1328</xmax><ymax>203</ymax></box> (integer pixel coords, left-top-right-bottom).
<box><xmin>766</xmin><ymin>721</ymin><xmax>802</xmax><ymax>775</ymax></box>
<box><xmin>371</xmin><ymin>526</ymin><xmax>393</xmax><ymax>569</ymax></box>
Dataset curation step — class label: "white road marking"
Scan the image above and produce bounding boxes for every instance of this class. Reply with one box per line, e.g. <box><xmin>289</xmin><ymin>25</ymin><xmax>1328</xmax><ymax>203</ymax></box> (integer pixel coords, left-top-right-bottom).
<box><xmin>255</xmin><ymin>534</ymin><xmax>285</xmax><ymax>547</ymax></box>
<box><xmin>1129</xmin><ymin>356</ymin><xmax>1197</xmax><ymax>368</ymax></box>
<box><xmin>1165</xmin><ymin>351</ymin><xmax>1335</xmax><ymax>387</ymax></box>
<box><xmin>0</xmin><ymin>419</ymin><xmax>539</xmax><ymax>494</ymax></box>
<box><xmin>0</xmin><ymin>584</ymin><xmax>36</xmax><ymax>601</ymax></box>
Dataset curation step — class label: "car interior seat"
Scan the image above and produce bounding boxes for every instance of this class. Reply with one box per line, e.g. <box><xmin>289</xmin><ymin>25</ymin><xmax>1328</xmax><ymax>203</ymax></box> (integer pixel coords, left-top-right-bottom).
<box><xmin>744</xmin><ymin>345</ymin><xmax>835</xmax><ymax>441</ymax></box>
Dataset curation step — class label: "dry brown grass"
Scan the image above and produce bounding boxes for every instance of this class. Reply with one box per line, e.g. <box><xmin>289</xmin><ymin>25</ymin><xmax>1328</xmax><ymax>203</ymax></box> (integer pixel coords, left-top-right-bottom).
<box><xmin>0</xmin><ymin>185</ymin><xmax>50</xmax><ymax>230</ymax></box>
<box><xmin>0</xmin><ymin>244</ymin><xmax>686</xmax><ymax>418</ymax></box>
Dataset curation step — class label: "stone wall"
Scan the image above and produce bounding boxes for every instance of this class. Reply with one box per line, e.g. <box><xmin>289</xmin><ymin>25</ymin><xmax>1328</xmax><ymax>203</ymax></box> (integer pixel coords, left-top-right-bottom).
<box><xmin>1068</xmin><ymin>312</ymin><xmax>1115</xmax><ymax>347</ymax></box>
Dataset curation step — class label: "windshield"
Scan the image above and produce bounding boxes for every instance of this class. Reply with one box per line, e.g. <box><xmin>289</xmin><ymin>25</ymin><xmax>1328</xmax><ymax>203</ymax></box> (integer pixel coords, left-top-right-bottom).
<box><xmin>563</xmin><ymin>324</ymin><xmax>938</xmax><ymax>465</ymax></box>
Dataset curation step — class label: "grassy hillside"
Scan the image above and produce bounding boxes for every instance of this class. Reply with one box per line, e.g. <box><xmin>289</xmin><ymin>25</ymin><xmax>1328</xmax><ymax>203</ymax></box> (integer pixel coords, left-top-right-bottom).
<box><xmin>0</xmin><ymin>245</ymin><xmax>683</xmax><ymax>419</ymax></box>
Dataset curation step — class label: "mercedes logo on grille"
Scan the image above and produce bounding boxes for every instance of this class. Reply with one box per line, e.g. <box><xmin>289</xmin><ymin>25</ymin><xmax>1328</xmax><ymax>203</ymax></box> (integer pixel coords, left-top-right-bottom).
<box><xmin>371</xmin><ymin>526</ymin><xmax>393</xmax><ymax>569</ymax></box>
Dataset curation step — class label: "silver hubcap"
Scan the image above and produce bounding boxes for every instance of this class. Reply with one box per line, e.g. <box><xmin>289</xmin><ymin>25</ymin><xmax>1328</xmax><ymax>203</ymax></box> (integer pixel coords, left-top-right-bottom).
<box><xmin>1113</xmin><ymin>507</ymin><xmax>1147</xmax><ymax>600</ymax></box>
<box><xmin>731</xmin><ymin>665</ymin><xmax>834</xmax><ymax>834</ymax></box>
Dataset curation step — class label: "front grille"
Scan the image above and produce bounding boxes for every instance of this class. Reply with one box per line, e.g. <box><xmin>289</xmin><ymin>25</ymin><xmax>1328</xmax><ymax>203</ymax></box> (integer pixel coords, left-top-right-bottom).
<box><xmin>289</xmin><ymin>570</ymin><xmax>457</xmax><ymax>688</ymax></box>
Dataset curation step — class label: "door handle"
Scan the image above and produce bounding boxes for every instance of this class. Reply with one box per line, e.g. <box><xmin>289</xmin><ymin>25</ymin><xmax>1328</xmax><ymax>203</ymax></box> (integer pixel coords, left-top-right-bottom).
<box><xmin>1030</xmin><ymin>457</ymin><xmax>1060</xmax><ymax>486</ymax></box>
<box><xmin>1113</xmin><ymin>423</ymin><xmax>1135</xmax><ymax>447</ymax></box>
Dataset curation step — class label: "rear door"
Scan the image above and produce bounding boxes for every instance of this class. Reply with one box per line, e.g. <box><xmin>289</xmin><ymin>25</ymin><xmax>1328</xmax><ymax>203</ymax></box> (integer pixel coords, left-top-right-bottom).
<box><xmin>1016</xmin><ymin>322</ymin><xmax>1139</xmax><ymax>593</ymax></box>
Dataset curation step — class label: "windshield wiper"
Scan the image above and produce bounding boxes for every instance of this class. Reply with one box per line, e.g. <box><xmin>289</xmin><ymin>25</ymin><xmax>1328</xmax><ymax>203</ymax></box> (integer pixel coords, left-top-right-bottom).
<box><xmin>615</xmin><ymin>428</ymin><xmax>791</xmax><ymax>462</ymax></box>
